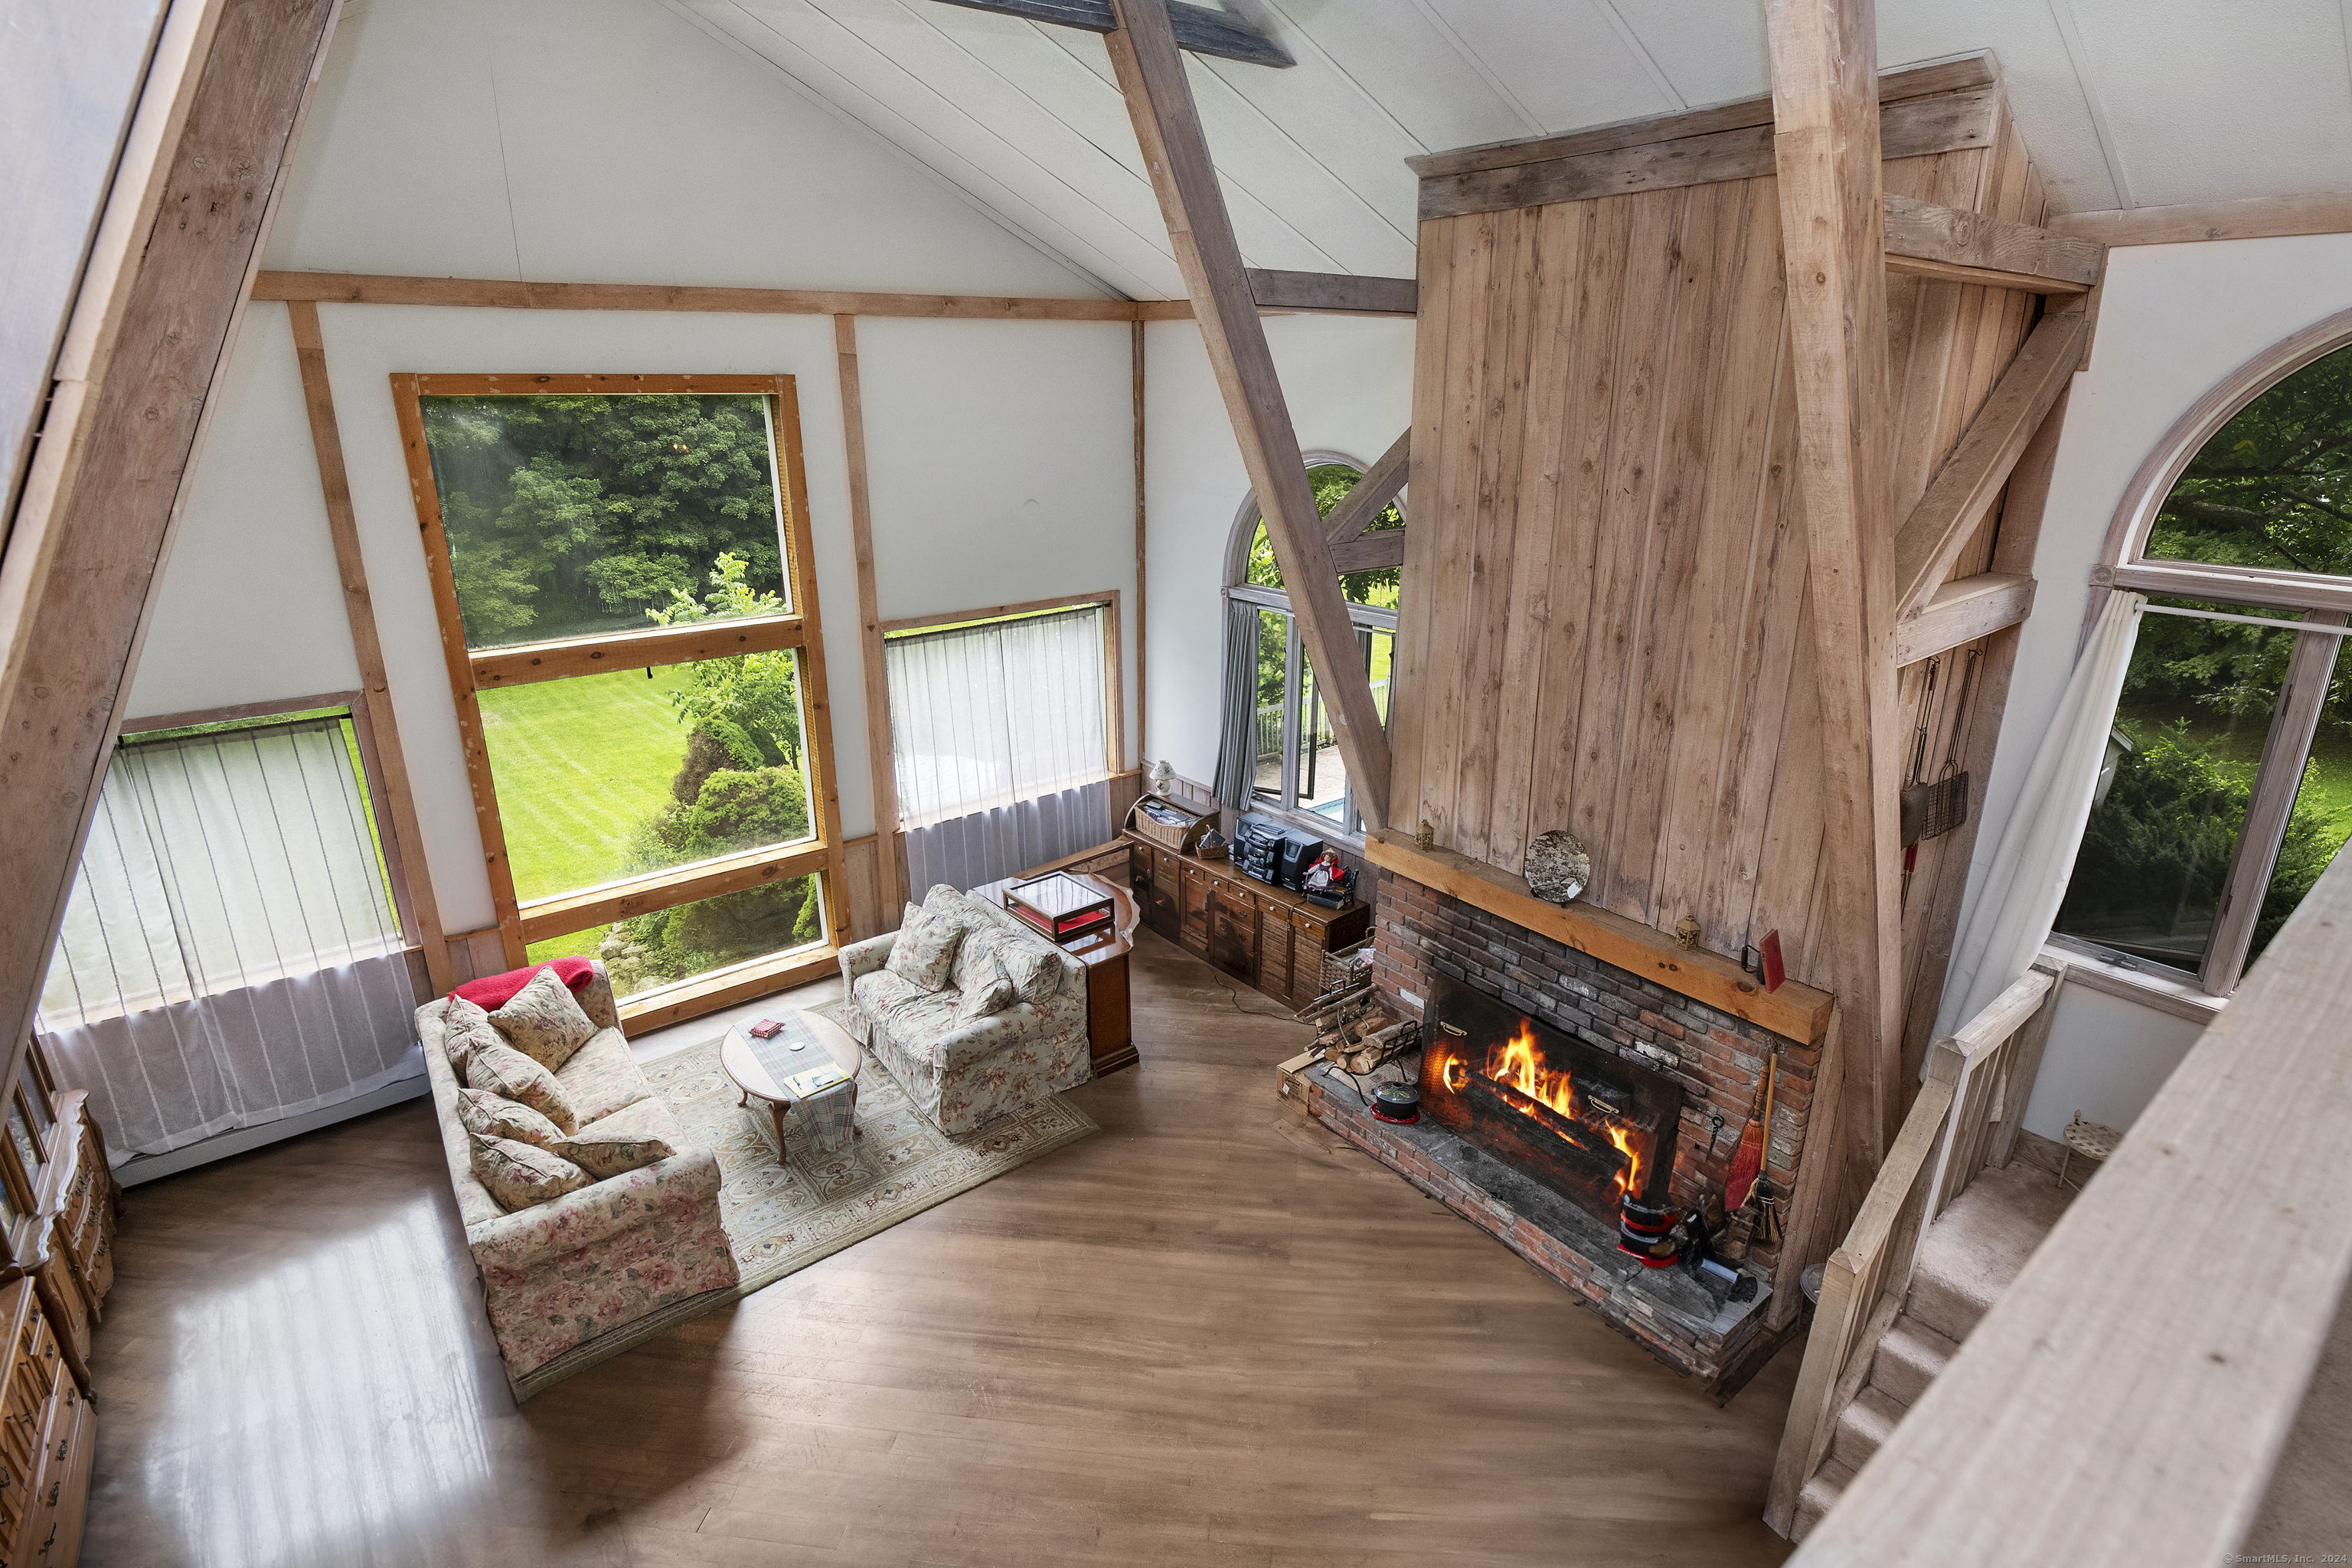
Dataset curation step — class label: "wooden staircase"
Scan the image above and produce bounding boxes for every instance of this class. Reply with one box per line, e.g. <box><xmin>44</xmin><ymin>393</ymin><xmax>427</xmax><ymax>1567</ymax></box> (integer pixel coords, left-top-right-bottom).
<box><xmin>1792</xmin><ymin>1162</ymin><xmax>2072</xmax><ymax>1537</ymax></box>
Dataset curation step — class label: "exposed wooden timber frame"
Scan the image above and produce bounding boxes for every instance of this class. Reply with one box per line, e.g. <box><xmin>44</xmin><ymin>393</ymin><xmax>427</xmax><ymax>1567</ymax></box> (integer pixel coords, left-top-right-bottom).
<box><xmin>1132</xmin><ymin>320</ymin><xmax>1148</xmax><ymax>771</ymax></box>
<box><xmin>285</xmin><ymin>302</ymin><xmax>452</xmax><ymax>993</ymax></box>
<box><xmin>0</xmin><ymin>0</ymin><xmax>341</xmax><ymax>1063</ymax></box>
<box><xmin>1880</xmin><ymin>193</ymin><xmax>2102</xmax><ymax>293</ymax></box>
<box><xmin>1891</xmin><ymin>310</ymin><xmax>2090</xmax><ymax>612</ymax></box>
<box><xmin>834</xmin><ymin>316</ymin><xmax>906</xmax><ymax>917</ymax></box>
<box><xmin>1766</xmin><ymin>0</ymin><xmax>1908</xmax><ymax>1244</ymax></box>
<box><xmin>2052</xmin><ymin>189</ymin><xmax>2352</xmax><ymax>247</ymax></box>
<box><xmin>254</xmin><ymin>271</ymin><xmax>1419</xmax><ymax>322</ymax></box>
<box><xmin>389</xmin><ymin>371</ymin><xmax>852</xmax><ymax>1010</ymax></box>
<box><xmin>1321</xmin><ymin>430</ymin><xmax>1410</xmax><ymax>546</ymax></box>
<box><xmin>925</xmin><ymin>0</ymin><xmax>1291</xmax><ymax>67</ymax></box>
<box><xmin>1103</xmin><ymin>0</ymin><xmax>1393</xmax><ymax>827</ymax></box>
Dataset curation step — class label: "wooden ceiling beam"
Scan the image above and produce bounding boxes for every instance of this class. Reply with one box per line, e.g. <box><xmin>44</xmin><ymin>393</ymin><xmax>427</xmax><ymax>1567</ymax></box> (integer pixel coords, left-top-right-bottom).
<box><xmin>1767</xmin><ymin>0</ymin><xmax>1907</xmax><ymax>1197</ymax></box>
<box><xmin>2051</xmin><ymin>190</ymin><xmax>2352</xmax><ymax>247</ymax></box>
<box><xmin>1247</xmin><ymin>270</ymin><xmax>1417</xmax><ymax>315</ymax></box>
<box><xmin>0</xmin><ymin>0</ymin><xmax>340</xmax><ymax>1054</ymax></box>
<box><xmin>1328</xmin><ymin>532</ymin><xmax>1406</xmax><ymax>575</ymax></box>
<box><xmin>925</xmin><ymin>0</ymin><xmax>1292</xmax><ymax>67</ymax></box>
<box><xmin>1883</xmin><ymin>192</ymin><xmax>2105</xmax><ymax>293</ymax></box>
<box><xmin>1321</xmin><ymin>430</ymin><xmax>1410</xmax><ymax>545</ymax></box>
<box><xmin>1104</xmin><ymin>0</ymin><xmax>1391</xmax><ymax>827</ymax></box>
<box><xmin>1892</xmin><ymin>311</ymin><xmax>2088</xmax><ymax>613</ymax></box>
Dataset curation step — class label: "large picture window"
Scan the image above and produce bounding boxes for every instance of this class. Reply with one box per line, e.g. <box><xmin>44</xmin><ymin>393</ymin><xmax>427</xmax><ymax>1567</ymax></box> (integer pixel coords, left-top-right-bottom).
<box><xmin>2064</xmin><ymin>339</ymin><xmax>2352</xmax><ymax>995</ymax></box>
<box><xmin>394</xmin><ymin>374</ymin><xmax>848</xmax><ymax>1023</ymax></box>
<box><xmin>1225</xmin><ymin>459</ymin><xmax>1400</xmax><ymax>839</ymax></box>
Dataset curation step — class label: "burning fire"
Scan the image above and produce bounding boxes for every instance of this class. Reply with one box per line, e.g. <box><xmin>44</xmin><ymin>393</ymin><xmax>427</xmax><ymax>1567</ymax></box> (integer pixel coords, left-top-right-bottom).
<box><xmin>1431</xmin><ymin>1018</ymin><xmax>1650</xmax><ymax>1200</ymax></box>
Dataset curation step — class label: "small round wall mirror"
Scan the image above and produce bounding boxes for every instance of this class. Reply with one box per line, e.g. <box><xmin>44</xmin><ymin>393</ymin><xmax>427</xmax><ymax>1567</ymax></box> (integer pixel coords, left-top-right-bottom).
<box><xmin>1524</xmin><ymin>829</ymin><xmax>1591</xmax><ymax>905</ymax></box>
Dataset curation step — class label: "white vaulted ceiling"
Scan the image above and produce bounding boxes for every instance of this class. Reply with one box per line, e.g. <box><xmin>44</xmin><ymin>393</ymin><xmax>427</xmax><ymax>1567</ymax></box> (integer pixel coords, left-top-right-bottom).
<box><xmin>665</xmin><ymin>0</ymin><xmax>2352</xmax><ymax>301</ymax></box>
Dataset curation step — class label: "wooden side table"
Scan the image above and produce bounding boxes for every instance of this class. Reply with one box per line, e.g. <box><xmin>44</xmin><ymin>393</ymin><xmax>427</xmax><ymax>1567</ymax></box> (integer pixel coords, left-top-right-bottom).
<box><xmin>970</xmin><ymin>868</ymin><xmax>1139</xmax><ymax>1076</ymax></box>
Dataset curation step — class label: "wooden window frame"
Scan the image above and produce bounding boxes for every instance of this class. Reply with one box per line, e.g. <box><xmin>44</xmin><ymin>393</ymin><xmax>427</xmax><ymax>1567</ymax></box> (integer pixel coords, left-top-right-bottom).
<box><xmin>878</xmin><ymin>590</ymin><xmax>1128</xmax><ymax>803</ymax></box>
<box><xmin>390</xmin><ymin>373</ymin><xmax>851</xmax><ymax>1031</ymax></box>
<box><xmin>2067</xmin><ymin>318</ymin><xmax>2352</xmax><ymax>999</ymax></box>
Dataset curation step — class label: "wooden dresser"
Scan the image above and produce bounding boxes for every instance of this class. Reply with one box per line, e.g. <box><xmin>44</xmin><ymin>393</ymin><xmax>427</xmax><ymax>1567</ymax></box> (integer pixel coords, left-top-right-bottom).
<box><xmin>1122</xmin><ymin>832</ymin><xmax>1371</xmax><ymax>1011</ymax></box>
<box><xmin>0</xmin><ymin>1046</ymin><xmax>119</xmax><ymax>1568</ymax></box>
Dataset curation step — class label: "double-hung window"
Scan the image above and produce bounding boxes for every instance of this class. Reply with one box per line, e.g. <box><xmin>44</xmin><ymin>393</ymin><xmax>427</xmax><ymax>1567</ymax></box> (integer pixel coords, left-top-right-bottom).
<box><xmin>396</xmin><ymin>375</ymin><xmax>848</xmax><ymax>1020</ymax></box>
<box><xmin>2056</xmin><ymin>341</ymin><xmax>2352</xmax><ymax>995</ymax></box>
<box><xmin>1226</xmin><ymin>460</ymin><xmax>1400</xmax><ymax>839</ymax></box>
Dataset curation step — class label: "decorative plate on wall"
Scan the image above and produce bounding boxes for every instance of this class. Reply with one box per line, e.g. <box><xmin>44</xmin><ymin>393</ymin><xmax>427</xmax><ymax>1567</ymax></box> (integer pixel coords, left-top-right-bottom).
<box><xmin>1524</xmin><ymin>830</ymin><xmax>1591</xmax><ymax>905</ymax></box>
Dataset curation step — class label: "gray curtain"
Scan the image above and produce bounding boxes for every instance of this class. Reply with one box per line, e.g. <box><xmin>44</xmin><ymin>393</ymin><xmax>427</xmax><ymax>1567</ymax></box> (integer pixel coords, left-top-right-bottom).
<box><xmin>903</xmin><ymin>778</ymin><xmax>1114</xmax><ymax>896</ymax></box>
<box><xmin>1211</xmin><ymin>596</ymin><xmax>1259</xmax><ymax>811</ymax></box>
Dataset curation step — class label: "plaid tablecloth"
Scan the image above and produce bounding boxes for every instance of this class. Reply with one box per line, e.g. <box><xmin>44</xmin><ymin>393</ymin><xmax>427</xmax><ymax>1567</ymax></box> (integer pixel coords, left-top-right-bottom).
<box><xmin>745</xmin><ymin>1012</ymin><xmax>858</xmax><ymax>1154</ymax></box>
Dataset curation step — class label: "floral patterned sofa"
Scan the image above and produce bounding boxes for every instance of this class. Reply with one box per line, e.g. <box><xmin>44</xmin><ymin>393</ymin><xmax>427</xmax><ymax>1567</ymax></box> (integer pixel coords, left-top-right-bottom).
<box><xmin>414</xmin><ymin>962</ymin><xmax>738</xmax><ymax>1394</ymax></box>
<box><xmin>840</xmin><ymin>887</ymin><xmax>1092</xmax><ymax>1135</ymax></box>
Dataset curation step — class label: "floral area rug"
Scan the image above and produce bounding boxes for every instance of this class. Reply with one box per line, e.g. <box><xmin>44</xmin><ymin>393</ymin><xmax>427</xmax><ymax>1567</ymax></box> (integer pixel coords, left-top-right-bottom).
<box><xmin>513</xmin><ymin>1001</ymin><xmax>1098</xmax><ymax>1399</ymax></box>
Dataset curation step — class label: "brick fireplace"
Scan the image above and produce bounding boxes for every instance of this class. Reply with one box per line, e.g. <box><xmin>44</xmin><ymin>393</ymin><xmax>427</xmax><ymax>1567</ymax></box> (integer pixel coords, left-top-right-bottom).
<box><xmin>1303</xmin><ymin>847</ymin><xmax>1824</xmax><ymax>1383</ymax></box>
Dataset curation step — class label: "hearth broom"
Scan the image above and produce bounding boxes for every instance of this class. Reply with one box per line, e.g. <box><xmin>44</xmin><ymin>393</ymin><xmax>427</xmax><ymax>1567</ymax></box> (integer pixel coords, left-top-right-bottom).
<box><xmin>1723</xmin><ymin>1050</ymin><xmax>1776</xmax><ymax>1213</ymax></box>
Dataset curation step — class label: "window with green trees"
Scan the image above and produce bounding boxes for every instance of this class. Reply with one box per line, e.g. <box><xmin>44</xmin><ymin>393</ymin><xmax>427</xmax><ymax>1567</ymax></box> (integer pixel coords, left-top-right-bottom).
<box><xmin>399</xmin><ymin>375</ymin><xmax>844</xmax><ymax>1016</ymax></box>
<box><xmin>2056</xmin><ymin>340</ymin><xmax>2352</xmax><ymax>995</ymax></box>
<box><xmin>1233</xmin><ymin>459</ymin><xmax>1400</xmax><ymax>837</ymax></box>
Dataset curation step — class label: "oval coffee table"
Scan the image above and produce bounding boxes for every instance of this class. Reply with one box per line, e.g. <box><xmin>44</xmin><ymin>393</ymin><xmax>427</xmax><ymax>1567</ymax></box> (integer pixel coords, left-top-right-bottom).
<box><xmin>720</xmin><ymin>1009</ymin><xmax>864</xmax><ymax>1157</ymax></box>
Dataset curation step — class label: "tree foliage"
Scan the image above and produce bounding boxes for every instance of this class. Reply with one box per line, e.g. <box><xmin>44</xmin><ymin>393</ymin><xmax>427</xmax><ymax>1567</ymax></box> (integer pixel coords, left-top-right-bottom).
<box><xmin>423</xmin><ymin>394</ymin><xmax>786</xmax><ymax>646</ymax></box>
<box><xmin>2058</xmin><ymin>727</ymin><xmax>2335</xmax><ymax>965</ymax></box>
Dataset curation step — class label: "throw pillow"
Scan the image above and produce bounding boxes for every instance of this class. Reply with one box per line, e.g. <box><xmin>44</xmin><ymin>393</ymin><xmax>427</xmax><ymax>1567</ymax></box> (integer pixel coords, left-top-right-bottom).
<box><xmin>884</xmin><ymin>893</ymin><xmax>969</xmax><ymax>992</ymax></box>
<box><xmin>554</xmin><ymin>1098</ymin><xmax>680</xmax><ymax>1181</ymax></box>
<box><xmin>454</xmin><ymin>1086</ymin><xmax>565</xmax><ymax>1151</ymax></box>
<box><xmin>953</xmin><ymin>953</ymin><xmax>1018</xmax><ymax>1024</ymax></box>
<box><xmin>490</xmin><ymin>965</ymin><xmax>597</xmax><ymax>1073</ymax></box>
<box><xmin>991</xmin><ymin>930</ymin><xmax>1060</xmax><ymax>1006</ymax></box>
<box><xmin>466</xmin><ymin>1042</ymin><xmax>580</xmax><ymax>1134</ymax></box>
<box><xmin>466</xmin><ymin>1130</ymin><xmax>592</xmax><ymax>1213</ymax></box>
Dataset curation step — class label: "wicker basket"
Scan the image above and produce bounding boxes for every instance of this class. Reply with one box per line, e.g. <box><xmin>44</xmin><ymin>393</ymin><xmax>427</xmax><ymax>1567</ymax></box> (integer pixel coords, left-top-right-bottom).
<box><xmin>1125</xmin><ymin>792</ymin><xmax>1212</xmax><ymax>854</ymax></box>
<box><xmin>1321</xmin><ymin>940</ymin><xmax>1374</xmax><ymax>998</ymax></box>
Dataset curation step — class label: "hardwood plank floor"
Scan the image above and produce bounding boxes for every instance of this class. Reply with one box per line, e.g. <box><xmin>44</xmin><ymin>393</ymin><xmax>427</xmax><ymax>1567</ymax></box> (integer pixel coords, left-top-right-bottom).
<box><xmin>83</xmin><ymin>933</ymin><xmax>1798</xmax><ymax>1566</ymax></box>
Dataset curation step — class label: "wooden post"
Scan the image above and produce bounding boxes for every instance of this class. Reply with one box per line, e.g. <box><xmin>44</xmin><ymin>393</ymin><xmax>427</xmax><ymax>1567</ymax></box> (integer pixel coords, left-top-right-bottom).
<box><xmin>1104</xmin><ymin>0</ymin><xmax>1393</xmax><ymax>828</ymax></box>
<box><xmin>1767</xmin><ymin>0</ymin><xmax>1906</xmax><ymax>1195</ymax></box>
<box><xmin>0</xmin><ymin>0</ymin><xmax>341</xmax><ymax>1054</ymax></box>
<box><xmin>835</xmin><ymin>315</ymin><xmax>905</xmax><ymax>915</ymax></box>
<box><xmin>286</xmin><ymin>302</ymin><xmax>454</xmax><ymax>994</ymax></box>
<box><xmin>1133</xmin><ymin>318</ymin><xmax>1148</xmax><ymax>773</ymax></box>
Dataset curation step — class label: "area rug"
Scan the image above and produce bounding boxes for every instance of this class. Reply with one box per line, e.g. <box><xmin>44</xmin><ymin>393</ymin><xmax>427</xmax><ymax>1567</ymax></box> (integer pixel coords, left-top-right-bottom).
<box><xmin>513</xmin><ymin>1001</ymin><xmax>1098</xmax><ymax>1399</ymax></box>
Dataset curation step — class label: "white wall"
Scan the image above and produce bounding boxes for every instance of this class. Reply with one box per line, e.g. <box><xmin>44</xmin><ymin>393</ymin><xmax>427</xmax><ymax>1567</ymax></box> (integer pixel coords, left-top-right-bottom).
<box><xmin>1962</xmin><ymin>233</ymin><xmax>2352</xmax><ymax>1137</ymax></box>
<box><xmin>1142</xmin><ymin>314</ymin><xmax>1416</xmax><ymax>786</ymax></box>
<box><xmin>125</xmin><ymin>0</ymin><xmax>1138</xmax><ymax>938</ymax></box>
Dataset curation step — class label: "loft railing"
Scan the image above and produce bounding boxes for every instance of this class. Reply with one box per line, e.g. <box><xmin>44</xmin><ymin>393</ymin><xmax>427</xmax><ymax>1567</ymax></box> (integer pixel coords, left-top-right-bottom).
<box><xmin>1788</xmin><ymin>848</ymin><xmax>2352</xmax><ymax>1565</ymax></box>
<box><xmin>1762</xmin><ymin>959</ymin><xmax>2064</xmax><ymax>1537</ymax></box>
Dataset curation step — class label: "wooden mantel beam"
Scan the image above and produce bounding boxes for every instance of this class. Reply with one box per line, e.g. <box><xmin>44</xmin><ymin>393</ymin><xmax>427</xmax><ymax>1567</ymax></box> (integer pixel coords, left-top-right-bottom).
<box><xmin>1768</xmin><ymin>0</ymin><xmax>1907</xmax><ymax>1221</ymax></box>
<box><xmin>1105</xmin><ymin>0</ymin><xmax>1392</xmax><ymax>826</ymax></box>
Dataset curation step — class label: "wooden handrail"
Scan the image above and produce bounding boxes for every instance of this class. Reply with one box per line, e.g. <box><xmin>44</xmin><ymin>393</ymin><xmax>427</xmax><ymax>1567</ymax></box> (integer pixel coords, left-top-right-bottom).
<box><xmin>1763</xmin><ymin>959</ymin><xmax>2065</xmax><ymax>1537</ymax></box>
<box><xmin>1792</xmin><ymin>848</ymin><xmax>2352</xmax><ymax>1565</ymax></box>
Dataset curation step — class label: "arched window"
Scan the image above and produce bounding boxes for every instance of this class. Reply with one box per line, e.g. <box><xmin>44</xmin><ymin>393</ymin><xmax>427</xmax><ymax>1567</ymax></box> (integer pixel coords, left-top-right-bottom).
<box><xmin>1219</xmin><ymin>455</ymin><xmax>1402</xmax><ymax>839</ymax></box>
<box><xmin>2056</xmin><ymin>334</ymin><xmax>2352</xmax><ymax>995</ymax></box>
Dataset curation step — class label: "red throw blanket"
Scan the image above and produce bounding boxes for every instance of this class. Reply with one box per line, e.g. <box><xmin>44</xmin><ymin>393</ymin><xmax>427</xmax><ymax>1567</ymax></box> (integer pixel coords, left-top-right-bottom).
<box><xmin>451</xmin><ymin>957</ymin><xmax>597</xmax><ymax>1012</ymax></box>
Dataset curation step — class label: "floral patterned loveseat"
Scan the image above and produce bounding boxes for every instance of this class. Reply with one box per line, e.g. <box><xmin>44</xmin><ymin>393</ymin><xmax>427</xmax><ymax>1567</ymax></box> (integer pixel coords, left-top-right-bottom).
<box><xmin>840</xmin><ymin>886</ymin><xmax>1092</xmax><ymax>1135</ymax></box>
<box><xmin>414</xmin><ymin>962</ymin><xmax>739</xmax><ymax>1394</ymax></box>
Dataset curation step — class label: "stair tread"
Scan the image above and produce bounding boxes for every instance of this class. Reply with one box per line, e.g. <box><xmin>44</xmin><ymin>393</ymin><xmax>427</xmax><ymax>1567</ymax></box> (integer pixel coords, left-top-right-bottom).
<box><xmin>1829</xmin><ymin>1385</ymin><xmax>1906</xmax><ymax>1468</ymax></box>
<box><xmin>1907</xmin><ymin>1163</ymin><xmax>2072</xmax><ymax>1341</ymax></box>
<box><xmin>1794</xmin><ymin>1457</ymin><xmax>1859</xmax><ymax>1542</ymax></box>
<box><xmin>1870</xmin><ymin>1315</ymin><xmax>1962</xmax><ymax>1408</ymax></box>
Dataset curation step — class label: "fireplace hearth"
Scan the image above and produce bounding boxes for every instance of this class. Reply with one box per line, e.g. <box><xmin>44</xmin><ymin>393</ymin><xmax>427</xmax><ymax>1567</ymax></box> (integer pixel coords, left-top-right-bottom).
<box><xmin>1419</xmin><ymin>975</ymin><xmax>1686</xmax><ymax>1236</ymax></box>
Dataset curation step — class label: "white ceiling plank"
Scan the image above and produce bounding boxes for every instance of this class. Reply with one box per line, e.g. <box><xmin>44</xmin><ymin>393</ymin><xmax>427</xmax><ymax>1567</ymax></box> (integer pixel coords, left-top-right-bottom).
<box><xmin>717</xmin><ymin>0</ymin><xmax>1187</xmax><ymax>293</ymax></box>
<box><xmin>1419</xmin><ymin>0</ymin><xmax>1674</xmax><ymax>132</ymax></box>
<box><xmin>1599</xmin><ymin>0</ymin><xmax>1770</xmax><ymax>110</ymax></box>
<box><xmin>2041</xmin><ymin>0</ymin><xmax>2136</xmax><ymax>207</ymax></box>
<box><xmin>1876</xmin><ymin>1</ymin><xmax>2123</xmax><ymax>212</ymax></box>
<box><xmin>1283</xmin><ymin>0</ymin><xmax>1551</xmax><ymax>154</ymax></box>
<box><xmin>662</xmin><ymin>0</ymin><xmax>1135</xmax><ymax>294</ymax></box>
<box><xmin>1587</xmin><ymin>0</ymin><xmax>1688</xmax><ymax>111</ymax></box>
<box><xmin>2068</xmin><ymin>0</ymin><xmax>2352</xmax><ymax>207</ymax></box>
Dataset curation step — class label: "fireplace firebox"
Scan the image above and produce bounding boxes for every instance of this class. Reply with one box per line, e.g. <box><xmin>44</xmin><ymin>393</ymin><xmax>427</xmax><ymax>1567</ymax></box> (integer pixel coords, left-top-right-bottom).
<box><xmin>1418</xmin><ymin>975</ymin><xmax>1686</xmax><ymax>1231</ymax></box>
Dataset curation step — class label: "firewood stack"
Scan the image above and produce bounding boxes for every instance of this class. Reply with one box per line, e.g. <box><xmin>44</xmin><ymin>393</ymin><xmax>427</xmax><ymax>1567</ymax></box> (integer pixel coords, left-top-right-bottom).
<box><xmin>1297</xmin><ymin>983</ymin><xmax>1419</xmax><ymax>1075</ymax></box>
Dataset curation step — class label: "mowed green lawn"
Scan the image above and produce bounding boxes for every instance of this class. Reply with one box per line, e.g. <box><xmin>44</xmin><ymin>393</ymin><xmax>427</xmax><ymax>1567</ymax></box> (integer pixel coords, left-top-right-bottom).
<box><xmin>476</xmin><ymin>667</ymin><xmax>691</xmax><ymax>962</ymax></box>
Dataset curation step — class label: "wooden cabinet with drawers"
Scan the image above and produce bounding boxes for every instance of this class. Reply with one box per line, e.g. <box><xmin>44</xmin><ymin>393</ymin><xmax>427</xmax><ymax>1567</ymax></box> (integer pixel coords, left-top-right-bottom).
<box><xmin>1125</xmin><ymin>833</ymin><xmax>1370</xmax><ymax>1011</ymax></box>
<box><xmin>0</xmin><ymin>1043</ymin><xmax>119</xmax><ymax>1568</ymax></box>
